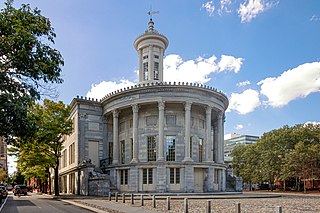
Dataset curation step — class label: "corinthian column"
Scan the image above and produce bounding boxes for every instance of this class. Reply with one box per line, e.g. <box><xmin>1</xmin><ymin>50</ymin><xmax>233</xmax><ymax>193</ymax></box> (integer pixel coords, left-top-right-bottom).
<box><xmin>183</xmin><ymin>101</ymin><xmax>193</xmax><ymax>161</ymax></box>
<box><xmin>217</xmin><ymin>112</ymin><xmax>224</xmax><ymax>163</ymax></box>
<box><xmin>205</xmin><ymin>106</ymin><xmax>212</xmax><ymax>162</ymax></box>
<box><xmin>112</xmin><ymin>110</ymin><xmax>119</xmax><ymax>165</ymax></box>
<box><xmin>158</xmin><ymin>101</ymin><xmax>165</xmax><ymax>161</ymax></box>
<box><xmin>131</xmin><ymin>104</ymin><xmax>139</xmax><ymax>163</ymax></box>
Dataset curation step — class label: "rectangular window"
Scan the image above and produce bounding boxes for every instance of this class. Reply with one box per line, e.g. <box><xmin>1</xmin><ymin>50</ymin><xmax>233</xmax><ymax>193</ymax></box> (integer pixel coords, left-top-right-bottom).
<box><xmin>146</xmin><ymin>115</ymin><xmax>157</xmax><ymax>126</ymax></box>
<box><xmin>199</xmin><ymin>119</ymin><xmax>205</xmax><ymax>129</ymax></box>
<box><xmin>108</xmin><ymin>142</ymin><xmax>113</xmax><ymax>165</ymax></box>
<box><xmin>143</xmin><ymin>55</ymin><xmax>148</xmax><ymax>59</ymax></box>
<box><xmin>154</xmin><ymin>62</ymin><xmax>159</xmax><ymax>80</ymax></box>
<box><xmin>120</xmin><ymin>169</ymin><xmax>128</xmax><ymax>185</ymax></box>
<box><xmin>147</xmin><ymin>136</ymin><xmax>156</xmax><ymax>161</ymax></box>
<box><xmin>72</xmin><ymin>117</ymin><xmax>75</xmax><ymax>133</ymax></box>
<box><xmin>166</xmin><ymin>136</ymin><xmax>176</xmax><ymax>161</ymax></box>
<box><xmin>199</xmin><ymin>138</ymin><xmax>203</xmax><ymax>163</ymax></box>
<box><xmin>190</xmin><ymin>137</ymin><xmax>193</xmax><ymax>158</ymax></box>
<box><xmin>62</xmin><ymin>149</ymin><xmax>67</xmax><ymax>167</ymax></box>
<box><xmin>166</xmin><ymin>115</ymin><xmax>176</xmax><ymax>125</ymax></box>
<box><xmin>154</xmin><ymin>55</ymin><xmax>159</xmax><ymax>59</ymax></box>
<box><xmin>143</xmin><ymin>62</ymin><xmax>148</xmax><ymax>80</ymax></box>
<box><xmin>143</xmin><ymin>168</ymin><xmax>153</xmax><ymax>184</ymax></box>
<box><xmin>69</xmin><ymin>143</ymin><xmax>75</xmax><ymax>164</ymax></box>
<box><xmin>131</xmin><ymin>138</ymin><xmax>133</xmax><ymax>160</ymax></box>
<box><xmin>120</xmin><ymin>140</ymin><xmax>125</xmax><ymax>164</ymax></box>
<box><xmin>170</xmin><ymin>168</ymin><xmax>180</xmax><ymax>184</ymax></box>
<box><xmin>119</xmin><ymin>121</ymin><xmax>125</xmax><ymax>132</ymax></box>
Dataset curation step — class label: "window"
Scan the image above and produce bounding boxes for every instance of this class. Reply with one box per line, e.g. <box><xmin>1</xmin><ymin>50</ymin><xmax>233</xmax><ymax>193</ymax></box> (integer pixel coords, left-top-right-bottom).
<box><xmin>120</xmin><ymin>140</ymin><xmax>125</xmax><ymax>164</ymax></box>
<box><xmin>147</xmin><ymin>136</ymin><xmax>156</xmax><ymax>161</ymax></box>
<box><xmin>62</xmin><ymin>149</ymin><xmax>67</xmax><ymax>167</ymax></box>
<box><xmin>190</xmin><ymin>137</ymin><xmax>193</xmax><ymax>158</ymax></box>
<box><xmin>143</xmin><ymin>168</ymin><xmax>153</xmax><ymax>184</ymax></box>
<box><xmin>166</xmin><ymin>136</ymin><xmax>176</xmax><ymax>161</ymax></box>
<box><xmin>130</xmin><ymin>138</ymin><xmax>133</xmax><ymax>160</ymax></box>
<box><xmin>69</xmin><ymin>143</ymin><xmax>75</xmax><ymax>164</ymax></box>
<box><xmin>154</xmin><ymin>62</ymin><xmax>159</xmax><ymax>80</ymax></box>
<box><xmin>72</xmin><ymin>117</ymin><xmax>75</xmax><ymax>133</ymax></box>
<box><xmin>129</xmin><ymin>119</ymin><xmax>133</xmax><ymax>128</ymax></box>
<box><xmin>119</xmin><ymin>121</ymin><xmax>125</xmax><ymax>132</ymax></box>
<box><xmin>146</xmin><ymin>115</ymin><xmax>157</xmax><ymax>126</ymax></box>
<box><xmin>143</xmin><ymin>62</ymin><xmax>148</xmax><ymax>80</ymax></box>
<box><xmin>170</xmin><ymin>168</ymin><xmax>180</xmax><ymax>184</ymax></box>
<box><xmin>199</xmin><ymin>119</ymin><xmax>205</xmax><ymax>129</ymax></box>
<box><xmin>154</xmin><ymin>55</ymin><xmax>159</xmax><ymax>59</ymax></box>
<box><xmin>120</xmin><ymin>169</ymin><xmax>128</xmax><ymax>185</ymax></box>
<box><xmin>166</xmin><ymin>115</ymin><xmax>176</xmax><ymax>125</ymax></box>
<box><xmin>199</xmin><ymin>138</ymin><xmax>203</xmax><ymax>163</ymax></box>
<box><xmin>108</xmin><ymin>142</ymin><xmax>113</xmax><ymax>165</ymax></box>
<box><xmin>143</xmin><ymin>55</ymin><xmax>148</xmax><ymax>59</ymax></box>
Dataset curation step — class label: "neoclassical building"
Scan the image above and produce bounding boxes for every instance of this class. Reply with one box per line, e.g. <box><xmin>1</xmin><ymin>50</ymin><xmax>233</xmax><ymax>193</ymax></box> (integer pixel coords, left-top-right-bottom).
<box><xmin>58</xmin><ymin>19</ymin><xmax>228</xmax><ymax>195</ymax></box>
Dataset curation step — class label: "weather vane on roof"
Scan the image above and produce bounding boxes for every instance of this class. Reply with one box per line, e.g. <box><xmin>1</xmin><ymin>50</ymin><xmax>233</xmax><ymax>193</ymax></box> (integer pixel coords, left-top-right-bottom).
<box><xmin>147</xmin><ymin>6</ymin><xmax>160</xmax><ymax>19</ymax></box>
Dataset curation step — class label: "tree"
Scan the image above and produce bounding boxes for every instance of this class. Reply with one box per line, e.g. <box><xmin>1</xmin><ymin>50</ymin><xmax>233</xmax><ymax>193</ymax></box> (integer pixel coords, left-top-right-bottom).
<box><xmin>15</xmin><ymin>99</ymin><xmax>72</xmax><ymax>196</ymax></box>
<box><xmin>0</xmin><ymin>0</ymin><xmax>64</xmax><ymax>140</ymax></box>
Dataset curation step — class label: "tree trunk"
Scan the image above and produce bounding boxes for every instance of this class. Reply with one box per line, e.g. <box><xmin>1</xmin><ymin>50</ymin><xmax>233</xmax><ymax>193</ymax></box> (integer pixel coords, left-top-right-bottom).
<box><xmin>284</xmin><ymin>180</ymin><xmax>286</xmax><ymax>192</ymax></box>
<box><xmin>54</xmin><ymin>159</ymin><xmax>60</xmax><ymax>196</ymax></box>
<box><xmin>48</xmin><ymin>169</ymin><xmax>52</xmax><ymax>195</ymax></box>
<box><xmin>303</xmin><ymin>179</ymin><xmax>306</xmax><ymax>194</ymax></box>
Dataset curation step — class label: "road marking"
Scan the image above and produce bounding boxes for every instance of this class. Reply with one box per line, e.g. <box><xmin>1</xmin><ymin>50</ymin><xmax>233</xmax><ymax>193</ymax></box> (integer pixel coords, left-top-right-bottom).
<box><xmin>0</xmin><ymin>196</ymin><xmax>8</xmax><ymax>212</ymax></box>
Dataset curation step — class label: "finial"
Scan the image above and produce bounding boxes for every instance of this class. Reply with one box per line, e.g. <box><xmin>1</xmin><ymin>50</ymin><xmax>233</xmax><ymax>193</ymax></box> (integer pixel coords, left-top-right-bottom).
<box><xmin>147</xmin><ymin>7</ymin><xmax>159</xmax><ymax>32</ymax></box>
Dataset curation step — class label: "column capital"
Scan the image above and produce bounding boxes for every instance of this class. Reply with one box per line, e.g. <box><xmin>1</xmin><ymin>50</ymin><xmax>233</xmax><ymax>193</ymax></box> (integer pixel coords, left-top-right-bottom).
<box><xmin>113</xmin><ymin>110</ymin><xmax>119</xmax><ymax>118</ymax></box>
<box><xmin>206</xmin><ymin>106</ymin><xmax>212</xmax><ymax>114</ymax></box>
<box><xmin>132</xmin><ymin>104</ymin><xmax>140</xmax><ymax>113</ymax></box>
<box><xmin>158</xmin><ymin>101</ymin><xmax>165</xmax><ymax>110</ymax></box>
<box><xmin>184</xmin><ymin>101</ymin><xmax>192</xmax><ymax>111</ymax></box>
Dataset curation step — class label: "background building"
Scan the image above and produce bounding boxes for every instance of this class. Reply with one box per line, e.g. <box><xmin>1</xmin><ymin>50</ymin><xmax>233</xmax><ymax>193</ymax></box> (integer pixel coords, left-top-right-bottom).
<box><xmin>57</xmin><ymin>19</ymin><xmax>229</xmax><ymax>195</ymax></box>
<box><xmin>0</xmin><ymin>137</ymin><xmax>8</xmax><ymax>182</ymax></box>
<box><xmin>224</xmin><ymin>134</ymin><xmax>260</xmax><ymax>162</ymax></box>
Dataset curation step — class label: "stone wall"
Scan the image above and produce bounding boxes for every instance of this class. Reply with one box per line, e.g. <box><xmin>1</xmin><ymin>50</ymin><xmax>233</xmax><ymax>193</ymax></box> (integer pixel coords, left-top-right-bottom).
<box><xmin>88</xmin><ymin>176</ymin><xmax>110</xmax><ymax>196</ymax></box>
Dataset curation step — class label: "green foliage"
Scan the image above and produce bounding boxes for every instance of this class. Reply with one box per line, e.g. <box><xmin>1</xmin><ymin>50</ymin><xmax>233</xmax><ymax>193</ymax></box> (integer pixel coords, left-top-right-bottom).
<box><xmin>0</xmin><ymin>0</ymin><xmax>64</xmax><ymax>139</ymax></box>
<box><xmin>15</xmin><ymin>99</ymin><xmax>72</xmax><ymax>195</ymax></box>
<box><xmin>231</xmin><ymin>123</ymin><xmax>320</xmax><ymax>191</ymax></box>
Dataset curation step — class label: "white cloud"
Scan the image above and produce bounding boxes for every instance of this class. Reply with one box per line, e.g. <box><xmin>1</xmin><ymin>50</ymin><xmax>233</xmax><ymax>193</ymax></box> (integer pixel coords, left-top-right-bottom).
<box><xmin>310</xmin><ymin>15</ymin><xmax>320</xmax><ymax>22</ymax></box>
<box><xmin>86</xmin><ymin>54</ymin><xmax>243</xmax><ymax>100</ymax></box>
<box><xmin>304</xmin><ymin>121</ymin><xmax>320</xmax><ymax>126</ymax></box>
<box><xmin>235</xmin><ymin>124</ymin><xmax>244</xmax><ymax>130</ymax></box>
<box><xmin>219</xmin><ymin>0</ymin><xmax>234</xmax><ymax>15</ymax></box>
<box><xmin>237</xmin><ymin>80</ymin><xmax>251</xmax><ymax>87</ymax></box>
<box><xmin>164</xmin><ymin>54</ymin><xmax>243</xmax><ymax>83</ymax></box>
<box><xmin>238</xmin><ymin>0</ymin><xmax>278</xmax><ymax>23</ymax></box>
<box><xmin>202</xmin><ymin>1</ymin><xmax>215</xmax><ymax>16</ymax></box>
<box><xmin>258</xmin><ymin>62</ymin><xmax>320</xmax><ymax>107</ymax></box>
<box><xmin>218</xmin><ymin>55</ymin><xmax>243</xmax><ymax>73</ymax></box>
<box><xmin>86</xmin><ymin>79</ymin><xmax>135</xmax><ymax>100</ymax></box>
<box><xmin>228</xmin><ymin>89</ymin><xmax>261</xmax><ymax>114</ymax></box>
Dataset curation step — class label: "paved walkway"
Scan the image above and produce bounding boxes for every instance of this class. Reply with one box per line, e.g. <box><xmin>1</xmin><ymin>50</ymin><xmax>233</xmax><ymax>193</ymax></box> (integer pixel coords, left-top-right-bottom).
<box><xmin>43</xmin><ymin>191</ymin><xmax>320</xmax><ymax>213</ymax></box>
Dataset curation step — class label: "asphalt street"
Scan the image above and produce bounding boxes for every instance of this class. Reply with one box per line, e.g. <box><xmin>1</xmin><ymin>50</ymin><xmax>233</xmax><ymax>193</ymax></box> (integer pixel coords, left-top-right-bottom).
<box><xmin>0</xmin><ymin>192</ymin><xmax>94</xmax><ymax>213</ymax></box>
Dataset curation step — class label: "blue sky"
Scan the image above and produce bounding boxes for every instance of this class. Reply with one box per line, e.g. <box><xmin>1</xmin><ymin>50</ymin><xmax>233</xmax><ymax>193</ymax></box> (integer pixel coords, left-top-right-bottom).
<box><xmin>5</xmin><ymin>0</ymin><xmax>319</xmax><ymax>140</ymax></box>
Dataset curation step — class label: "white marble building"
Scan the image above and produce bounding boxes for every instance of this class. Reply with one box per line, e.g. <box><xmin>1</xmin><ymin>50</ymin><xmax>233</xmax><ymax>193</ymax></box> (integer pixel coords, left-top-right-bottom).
<box><xmin>58</xmin><ymin>19</ymin><xmax>228</xmax><ymax>195</ymax></box>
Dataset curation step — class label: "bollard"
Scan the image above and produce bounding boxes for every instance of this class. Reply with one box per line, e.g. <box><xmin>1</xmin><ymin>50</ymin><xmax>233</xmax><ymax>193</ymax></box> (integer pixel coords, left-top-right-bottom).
<box><xmin>108</xmin><ymin>192</ymin><xmax>111</xmax><ymax>201</ymax></box>
<box><xmin>166</xmin><ymin>196</ymin><xmax>171</xmax><ymax>210</ymax></box>
<box><xmin>206</xmin><ymin>200</ymin><xmax>211</xmax><ymax>213</ymax></box>
<box><xmin>235</xmin><ymin>202</ymin><xmax>241</xmax><ymax>213</ymax></box>
<box><xmin>122</xmin><ymin>193</ymin><xmax>126</xmax><ymax>203</ymax></box>
<box><xmin>131</xmin><ymin>193</ymin><xmax>134</xmax><ymax>205</ymax></box>
<box><xmin>276</xmin><ymin>206</ymin><xmax>282</xmax><ymax>213</ymax></box>
<box><xmin>184</xmin><ymin>198</ymin><xmax>189</xmax><ymax>213</ymax></box>
<box><xmin>152</xmin><ymin>195</ymin><xmax>156</xmax><ymax>208</ymax></box>
<box><xmin>141</xmin><ymin>194</ymin><xmax>144</xmax><ymax>206</ymax></box>
<box><xmin>115</xmin><ymin>192</ymin><xmax>118</xmax><ymax>202</ymax></box>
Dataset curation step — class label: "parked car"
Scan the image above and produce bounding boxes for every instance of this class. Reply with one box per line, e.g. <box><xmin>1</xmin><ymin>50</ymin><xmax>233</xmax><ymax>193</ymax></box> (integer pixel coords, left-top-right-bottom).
<box><xmin>14</xmin><ymin>185</ymin><xmax>28</xmax><ymax>196</ymax></box>
<box><xmin>6</xmin><ymin>184</ymin><xmax>13</xmax><ymax>191</ymax></box>
<box><xmin>0</xmin><ymin>186</ymin><xmax>8</xmax><ymax>198</ymax></box>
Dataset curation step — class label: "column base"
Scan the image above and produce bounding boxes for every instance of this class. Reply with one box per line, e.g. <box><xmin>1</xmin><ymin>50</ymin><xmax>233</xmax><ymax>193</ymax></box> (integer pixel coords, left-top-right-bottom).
<box><xmin>130</xmin><ymin>158</ymin><xmax>139</xmax><ymax>163</ymax></box>
<box><xmin>182</xmin><ymin>157</ymin><xmax>193</xmax><ymax>162</ymax></box>
<box><xmin>157</xmin><ymin>157</ymin><xmax>165</xmax><ymax>161</ymax></box>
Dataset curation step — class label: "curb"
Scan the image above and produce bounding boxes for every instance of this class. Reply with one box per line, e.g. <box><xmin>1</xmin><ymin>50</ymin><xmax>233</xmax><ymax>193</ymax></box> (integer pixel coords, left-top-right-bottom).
<box><xmin>61</xmin><ymin>199</ymin><xmax>107</xmax><ymax>213</ymax></box>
